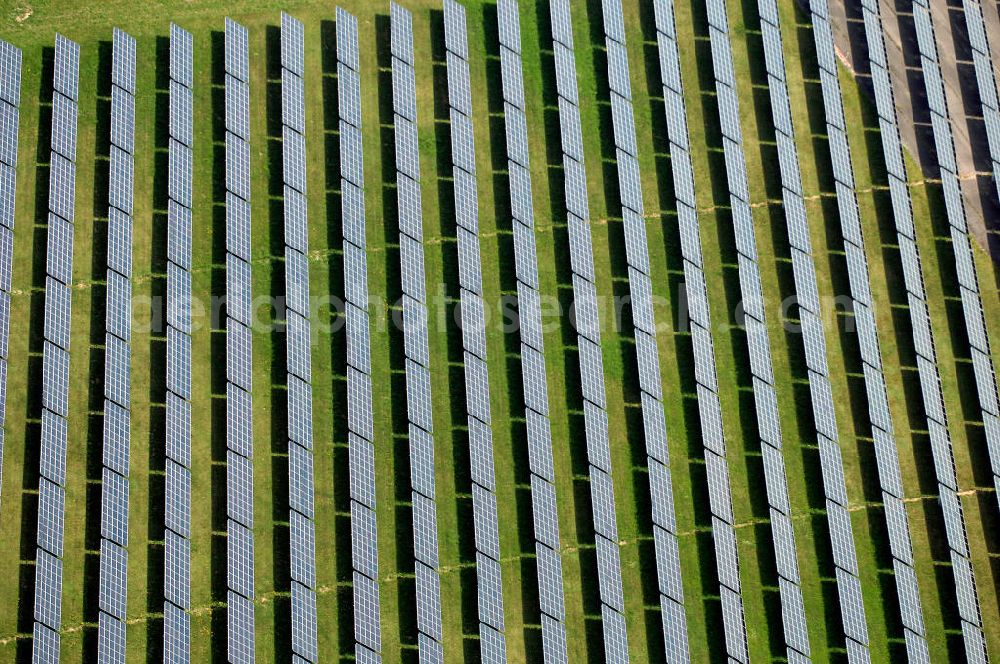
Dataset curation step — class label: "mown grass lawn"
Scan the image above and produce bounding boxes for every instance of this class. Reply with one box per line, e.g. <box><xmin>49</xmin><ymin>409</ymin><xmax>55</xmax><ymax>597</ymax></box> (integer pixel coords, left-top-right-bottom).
<box><xmin>0</xmin><ymin>0</ymin><xmax>997</xmax><ymax>662</ymax></box>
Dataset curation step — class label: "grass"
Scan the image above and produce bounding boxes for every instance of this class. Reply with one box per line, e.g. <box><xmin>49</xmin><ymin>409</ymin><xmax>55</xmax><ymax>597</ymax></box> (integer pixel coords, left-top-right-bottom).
<box><xmin>0</xmin><ymin>0</ymin><xmax>997</xmax><ymax>662</ymax></box>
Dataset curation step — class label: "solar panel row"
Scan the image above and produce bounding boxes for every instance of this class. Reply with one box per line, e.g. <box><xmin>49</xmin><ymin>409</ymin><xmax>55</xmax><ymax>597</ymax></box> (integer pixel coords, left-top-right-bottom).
<box><xmin>34</xmin><ymin>33</ymin><xmax>79</xmax><ymax>664</ymax></box>
<box><xmin>163</xmin><ymin>23</ymin><xmax>195</xmax><ymax>663</ymax></box>
<box><xmin>0</xmin><ymin>39</ymin><xmax>20</xmax><ymax>511</ymax></box>
<box><xmin>279</xmin><ymin>13</ymin><xmax>319</xmax><ymax>663</ymax></box>
<box><xmin>901</xmin><ymin>3</ymin><xmax>991</xmax><ymax>661</ymax></box>
<box><xmin>753</xmin><ymin>3</ymin><xmax>876</xmax><ymax>660</ymax></box>
<box><xmin>955</xmin><ymin>0</ymin><xmax>1000</xmax><ymax>515</ymax></box>
<box><xmin>649</xmin><ymin>2</ymin><xmax>750</xmax><ymax>661</ymax></box>
<box><xmin>389</xmin><ymin>6</ymin><xmax>443</xmax><ymax>662</ymax></box>
<box><xmin>224</xmin><ymin>17</ymin><xmax>255</xmax><ymax>664</ymax></box>
<box><xmin>96</xmin><ymin>29</ymin><xmax>136</xmax><ymax>664</ymax></box>
<box><xmin>336</xmin><ymin>7</ymin><xmax>382</xmax><ymax>662</ymax></box>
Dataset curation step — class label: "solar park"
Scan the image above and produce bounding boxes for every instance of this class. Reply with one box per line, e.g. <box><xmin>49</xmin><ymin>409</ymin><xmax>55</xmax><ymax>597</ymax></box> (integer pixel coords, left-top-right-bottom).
<box><xmin>0</xmin><ymin>0</ymin><xmax>999</xmax><ymax>662</ymax></box>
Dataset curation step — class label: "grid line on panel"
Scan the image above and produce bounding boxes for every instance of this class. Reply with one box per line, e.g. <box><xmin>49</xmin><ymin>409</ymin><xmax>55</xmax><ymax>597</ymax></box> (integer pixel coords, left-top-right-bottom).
<box><xmin>163</xmin><ymin>23</ymin><xmax>195</xmax><ymax>663</ymax></box>
<box><xmin>389</xmin><ymin>5</ymin><xmax>445</xmax><ymax>660</ymax></box>
<box><xmin>874</xmin><ymin>1</ymin><xmax>989</xmax><ymax>659</ymax></box>
<box><xmin>33</xmin><ymin>35</ymin><xmax>79</xmax><ymax>664</ymax></box>
<box><xmin>280</xmin><ymin>13</ymin><xmax>319</xmax><ymax>662</ymax></box>
<box><xmin>651</xmin><ymin>1</ymin><xmax>751</xmax><ymax>660</ymax></box>
<box><xmin>337</xmin><ymin>8</ymin><xmax>384</xmax><ymax>663</ymax></box>
<box><xmin>97</xmin><ymin>29</ymin><xmax>137</xmax><ymax>664</ymax></box>
<box><xmin>223</xmin><ymin>18</ymin><xmax>255</xmax><ymax>664</ymax></box>
<box><xmin>702</xmin><ymin>1</ymin><xmax>813</xmax><ymax>660</ymax></box>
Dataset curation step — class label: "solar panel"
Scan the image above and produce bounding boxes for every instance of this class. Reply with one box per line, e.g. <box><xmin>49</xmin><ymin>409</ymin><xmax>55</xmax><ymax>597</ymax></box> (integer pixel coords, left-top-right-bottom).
<box><xmin>280</xmin><ymin>12</ymin><xmax>305</xmax><ymax>76</ymax></box>
<box><xmin>36</xmin><ymin>478</ymin><xmax>65</xmax><ymax>557</ymax></box>
<box><xmin>169</xmin><ymin>24</ymin><xmax>193</xmax><ymax>88</ymax></box>
<box><xmin>163</xmin><ymin>602</ymin><xmax>191</xmax><ymax>663</ymax></box>
<box><xmin>228</xmin><ymin>589</ymin><xmax>255</xmax><ymax>664</ymax></box>
<box><xmin>0</xmin><ymin>164</ymin><xmax>14</xmax><ymax>230</ymax></box>
<box><xmin>335</xmin><ymin>8</ymin><xmax>360</xmax><ymax>72</ymax></box>
<box><xmin>53</xmin><ymin>35</ymin><xmax>79</xmax><ymax>102</ymax></box>
<box><xmin>50</xmin><ymin>93</ymin><xmax>77</xmax><ymax>161</ymax></box>
<box><xmin>34</xmin><ymin>550</ymin><xmax>63</xmax><ymax>629</ymax></box>
<box><xmin>0</xmin><ymin>41</ymin><xmax>21</xmax><ymax>108</ymax></box>
<box><xmin>99</xmin><ymin>467</ymin><xmax>129</xmax><ymax>545</ymax></box>
<box><xmin>104</xmin><ymin>274</ymin><xmax>131</xmax><ymax>349</ymax></box>
<box><xmin>647</xmin><ymin>0</ymin><xmax>760</xmax><ymax>656</ymax></box>
<box><xmin>219</xmin><ymin>20</ymin><xmax>256</xmax><ymax>664</ymax></box>
<box><xmin>98</xmin><ymin>539</ymin><xmax>128</xmax><ymax>619</ymax></box>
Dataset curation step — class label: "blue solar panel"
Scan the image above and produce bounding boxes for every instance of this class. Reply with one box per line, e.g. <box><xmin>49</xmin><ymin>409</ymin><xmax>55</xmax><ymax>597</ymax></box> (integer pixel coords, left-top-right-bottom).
<box><xmin>338</xmin><ymin>10</ymin><xmax>382</xmax><ymax>664</ymax></box>
<box><xmin>34</xmin><ymin>36</ymin><xmax>80</xmax><ymax>660</ymax></box>
<box><xmin>98</xmin><ymin>32</ymin><xmax>137</xmax><ymax>663</ymax></box>
<box><xmin>219</xmin><ymin>19</ymin><xmax>256</xmax><ymax>664</ymax></box>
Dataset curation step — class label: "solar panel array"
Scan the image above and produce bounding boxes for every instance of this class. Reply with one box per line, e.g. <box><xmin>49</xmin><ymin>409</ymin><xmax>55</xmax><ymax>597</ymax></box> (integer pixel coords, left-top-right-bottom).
<box><xmin>956</xmin><ymin>0</ymin><xmax>1000</xmax><ymax>511</ymax></box>
<box><xmin>454</xmin><ymin>0</ymin><xmax>567</xmax><ymax>662</ymax></box>
<box><xmin>279</xmin><ymin>13</ymin><xmax>319</xmax><ymax>663</ymax></box>
<box><xmin>96</xmin><ymin>28</ymin><xmax>136</xmax><ymax>664</ymax></box>
<box><xmin>335</xmin><ymin>9</ymin><xmax>383</xmax><ymax>663</ymax></box>
<box><xmin>649</xmin><ymin>2</ymin><xmax>749</xmax><ymax>661</ymax></box>
<box><xmin>224</xmin><ymin>17</ymin><xmax>255</xmax><ymax>664</ymax></box>
<box><xmin>856</xmin><ymin>3</ymin><xmax>946</xmax><ymax>660</ymax></box>
<box><xmin>163</xmin><ymin>22</ymin><xmax>194</xmax><ymax>663</ymax></box>
<box><xmin>497</xmin><ymin>0</ymin><xmax>600</xmax><ymax>661</ymax></box>
<box><xmin>703</xmin><ymin>4</ymin><xmax>812</xmax><ymax>659</ymax></box>
<box><xmin>474</xmin><ymin>0</ymin><xmax>592</xmax><ymax>663</ymax></box>
<box><xmin>33</xmin><ymin>34</ymin><xmax>79</xmax><ymax>663</ymax></box>
<box><xmin>811</xmin><ymin>0</ymin><xmax>982</xmax><ymax>661</ymax></box>
<box><xmin>754</xmin><ymin>3</ymin><xmax>876</xmax><ymax>660</ymax></box>
<box><xmin>0</xmin><ymin>39</ymin><xmax>20</xmax><ymax>506</ymax></box>
<box><xmin>905</xmin><ymin>2</ymin><xmax>991</xmax><ymax>661</ymax></box>
<box><xmin>596</xmin><ymin>1</ymin><xmax>689</xmax><ymax>660</ymax></box>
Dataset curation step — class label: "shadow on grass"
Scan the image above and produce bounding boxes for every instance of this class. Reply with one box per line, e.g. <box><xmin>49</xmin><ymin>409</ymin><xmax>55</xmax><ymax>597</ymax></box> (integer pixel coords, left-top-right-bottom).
<box><xmin>264</xmin><ymin>23</ymin><xmax>295</xmax><ymax>664</ymax></box>
<box><xmin>208</xmin><ymin>29</ymin><xmax>228</xmax><ymax>664</ymax></box>
<box><xmin>145</xmin><ymin>33</ymin><xmax>171</xmax><ymax>664</ymax></box>
<box><xmin>318</xmin><ymin>15</ymin><xmax>356</xmax><ymax>659</ymax></box>
<box><xmin>16</xmin><ymin>45</ymin><xmax>55</xmax><ymax>664</ymax></box>
<box><xmin>80</xmin><ymin>39</ymin><xmax>114</xmax><ymax>661</ymax></box>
